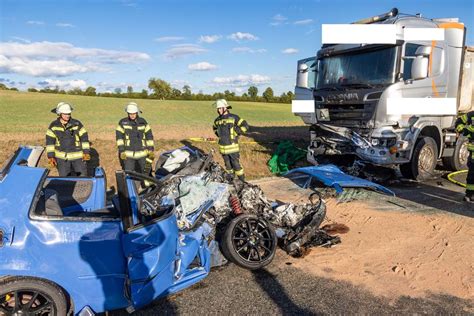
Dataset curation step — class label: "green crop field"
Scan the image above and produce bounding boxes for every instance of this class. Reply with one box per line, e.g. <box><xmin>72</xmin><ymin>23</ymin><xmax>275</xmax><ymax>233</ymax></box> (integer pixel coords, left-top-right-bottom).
<box><xmin>0</xmin><ymin>90</ymin><xmax>301</xmax><ymax>135</ymax></box>
<box><xmin>0</xmin><ymin>90</ymin><xmax>308</xmax><ymax>181</ymax></box>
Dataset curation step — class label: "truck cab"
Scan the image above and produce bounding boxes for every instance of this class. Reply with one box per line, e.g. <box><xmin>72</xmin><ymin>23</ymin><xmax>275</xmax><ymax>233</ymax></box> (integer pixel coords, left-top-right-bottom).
<box><xmin>294</xmin><ymin>8</ymin><xmax>474</xmax><ymax>180</ymax></box>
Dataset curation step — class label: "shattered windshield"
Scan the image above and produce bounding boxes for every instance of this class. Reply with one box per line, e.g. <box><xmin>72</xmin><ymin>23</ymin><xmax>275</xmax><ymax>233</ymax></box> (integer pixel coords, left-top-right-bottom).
<box><xmin>316</xmin><ymin>47</ymin><xmax>397</xmax><ymax>89</ymax></box>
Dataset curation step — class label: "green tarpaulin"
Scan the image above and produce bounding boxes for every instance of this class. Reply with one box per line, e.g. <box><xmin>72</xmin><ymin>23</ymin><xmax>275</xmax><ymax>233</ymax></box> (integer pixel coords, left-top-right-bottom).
<box><xmin>268</xmin><ymin>140</ymin><xmax>307</xmax><ymax>175</ymax></box>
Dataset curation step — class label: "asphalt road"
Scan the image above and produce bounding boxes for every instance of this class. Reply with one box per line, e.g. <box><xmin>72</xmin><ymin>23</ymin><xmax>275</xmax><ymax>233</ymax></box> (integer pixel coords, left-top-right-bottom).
<box><xmin>112</xmin><ymin>176</ymin><xmax>473</xmax><ymax>315</ymax></box>
<box><xmin>116</xmin><ymin>250</ymin><xmax>472</xmax><ymax>315</ymax></box>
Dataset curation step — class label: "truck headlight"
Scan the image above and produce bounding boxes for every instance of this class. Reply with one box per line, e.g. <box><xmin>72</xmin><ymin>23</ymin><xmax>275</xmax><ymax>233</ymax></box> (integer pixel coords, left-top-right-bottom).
<box><xmin>370</xmin><ymin>137</ymin><xmax>397</xmax><ymax>147</ymax></box>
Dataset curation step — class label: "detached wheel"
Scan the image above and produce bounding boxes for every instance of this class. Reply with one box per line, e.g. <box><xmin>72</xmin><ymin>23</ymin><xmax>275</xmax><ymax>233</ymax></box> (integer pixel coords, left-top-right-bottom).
<box><xmin>222</xmin><ymin>214</ymin><xmax>277</xmax><ymax>270</ymax></box>
<box><xmin>442</xmin><ymin>136</ymin><xmax>469</xmax><ymax>171</ymax></box>
<box><xmin>0</xmin><ymin>277</ymin><xmax>68</xmax><ymax>316</ymax></box>
<box><xmin>400</xmin><ymin>137</ymin><xmax>438</xmax><ymax>181</ymax></box>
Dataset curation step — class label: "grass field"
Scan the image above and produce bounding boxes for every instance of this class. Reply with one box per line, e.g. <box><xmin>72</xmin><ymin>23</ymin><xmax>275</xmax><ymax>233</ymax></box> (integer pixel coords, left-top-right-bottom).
<box><xmin>0</xmin><ymin>90</ymin><xmax>308</xmax><ymax>183</ymax></box>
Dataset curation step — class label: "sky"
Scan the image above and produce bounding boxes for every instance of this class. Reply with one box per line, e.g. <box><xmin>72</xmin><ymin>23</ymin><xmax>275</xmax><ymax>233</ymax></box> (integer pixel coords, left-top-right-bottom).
<box><xmin>0</xmin><ymin>0</ymin><xmax>473</xmax><ymax>95</ymax></box>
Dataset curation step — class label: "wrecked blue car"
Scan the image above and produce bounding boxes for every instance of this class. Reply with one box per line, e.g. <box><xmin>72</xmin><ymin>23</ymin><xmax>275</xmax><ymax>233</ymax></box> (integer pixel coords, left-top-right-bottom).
<box><xmin>0</xmin><ymin>146</ymin><xmax>278</xmax><ymax>315</ymax></box>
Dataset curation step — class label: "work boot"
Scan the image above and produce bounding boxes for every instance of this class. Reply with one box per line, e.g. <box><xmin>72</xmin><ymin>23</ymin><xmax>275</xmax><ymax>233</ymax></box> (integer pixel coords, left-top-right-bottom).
<box><xmin>463</xmin><ymin>194</ymin><xmax>474</xmax><ymax>203</ymax></box>
<box><xmin>238</xmin><ymin>175</ymin><xmax>245</xmax><ymax>182</ymax></box>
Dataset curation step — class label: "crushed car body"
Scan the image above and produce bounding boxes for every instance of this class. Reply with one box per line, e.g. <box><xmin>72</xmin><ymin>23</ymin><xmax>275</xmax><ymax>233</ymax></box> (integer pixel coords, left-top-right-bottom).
<box><xmin>0</xmin><ymin>146</ymin><xmax>333</xmax><ymax>315</ymax></box>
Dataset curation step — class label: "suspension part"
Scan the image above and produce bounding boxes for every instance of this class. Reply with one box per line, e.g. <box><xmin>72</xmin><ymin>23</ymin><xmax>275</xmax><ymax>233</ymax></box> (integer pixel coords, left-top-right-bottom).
<box><xmin>229</xmin><ymin>195</ymin><xmax>242</xmax><ymax>215</ymax></box>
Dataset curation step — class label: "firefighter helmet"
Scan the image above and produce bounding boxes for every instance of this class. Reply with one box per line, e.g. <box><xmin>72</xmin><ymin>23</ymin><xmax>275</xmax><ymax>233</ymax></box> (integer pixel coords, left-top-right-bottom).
<box><xmin>214</xmin><ymin>99</ymin><xmax>232</xmax><ymax>109</ymax></box>
<box><xmin>125</xmin><ymin>102</ymin><xmax>141</xmax><ymax>114</ymax></box>
<box><xmin>54</xmin><ymin>102</ymin><xmax>73</xmax><ymax>114</ymax></box>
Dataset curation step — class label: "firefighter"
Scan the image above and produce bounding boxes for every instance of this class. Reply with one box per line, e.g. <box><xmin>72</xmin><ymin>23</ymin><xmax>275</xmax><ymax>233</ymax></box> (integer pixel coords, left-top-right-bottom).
<box><xmin>45</xmin><ymin>102</ymin><xmax>90</xmax><ymax>177</ymax></box>
<box><xmin>213</xmin><ymin>99</ymin><xmax>249</xmax><ymax>181</ymax></box>
<box><xmin>455</xmin><ymin>112</ymin><xmax>474</xmax><ymax>203</ymax></box>
<box><xmin>116</xmin><ymin>102</ymin><xmax>154</xmax><ymax>174</ymax></box>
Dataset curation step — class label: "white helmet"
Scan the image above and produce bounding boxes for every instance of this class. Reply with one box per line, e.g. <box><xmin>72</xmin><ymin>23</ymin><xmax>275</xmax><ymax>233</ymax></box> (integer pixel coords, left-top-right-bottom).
<box><xmin>214</xmin><ymin>99</ymin><xmax>232</xmax><ymax>109</ymax></box>
<box><xmin>125</xmin><ymin>102</ymin><xmax>141</xmax><ymax>114</ymax></box>
<box><xmin>55</xmin><ymin>102</ymin><xmax>73</xmax><ymax>114</ymax></box>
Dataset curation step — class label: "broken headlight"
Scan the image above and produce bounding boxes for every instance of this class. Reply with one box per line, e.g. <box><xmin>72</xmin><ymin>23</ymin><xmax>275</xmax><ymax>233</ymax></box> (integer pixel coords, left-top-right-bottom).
<box><xmin>370</xmin><ymin>137</ymin><xmax>397</xmax><ymax>147</ymax></box>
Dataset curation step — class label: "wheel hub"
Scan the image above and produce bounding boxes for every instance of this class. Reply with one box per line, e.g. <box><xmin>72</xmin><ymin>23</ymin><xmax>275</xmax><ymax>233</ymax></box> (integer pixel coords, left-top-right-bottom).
<box><xmin>418</xmin><ymin>145</ymin><xmax>435</xmax><ymax>172</ymax></box>
<box><xmin>459</xmin><ymin>142</ymin><xmax>469</xmax><ymax>166</ymax></box>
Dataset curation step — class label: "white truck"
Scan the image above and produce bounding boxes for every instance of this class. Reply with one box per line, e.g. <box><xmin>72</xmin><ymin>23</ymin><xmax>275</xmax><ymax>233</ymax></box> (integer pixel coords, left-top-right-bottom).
<box><xmin>294</xmin><ymin>8</ymin><xmax>474</xmax><ymax>180</ymax></box>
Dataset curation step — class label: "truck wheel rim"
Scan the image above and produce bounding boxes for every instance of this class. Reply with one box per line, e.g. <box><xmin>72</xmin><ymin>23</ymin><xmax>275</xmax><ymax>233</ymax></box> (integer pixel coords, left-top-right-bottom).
<box><xmin>418</xmin><ymin>146</ymin><xmax>435</xmax><ymax>172</ymax></box>
<box><xmin>232</xmin><ymin>217</ymin><xmax>275</xmax><ymax>264</ymax></box>
<box><xmin>459</xmin><ymin>142</ymin><xmax>469</xmax><ymax>166</ymax></box>
<box><xmin>0</xmin><ymin>290</ymin><xmax>56</xmax><ymax>315</ymax></box>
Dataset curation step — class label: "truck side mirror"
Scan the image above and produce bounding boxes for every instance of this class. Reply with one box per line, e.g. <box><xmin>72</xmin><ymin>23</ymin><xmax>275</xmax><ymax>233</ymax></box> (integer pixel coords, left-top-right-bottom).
<box><xmin>411</xmin><ymin>46</ymin><xmax>431</xmax><ymax>80</ymax></box>
<box><xmin>296</xmin><ymin>63</ymin><xmax>309</xmax><ymax>88</ymax></box>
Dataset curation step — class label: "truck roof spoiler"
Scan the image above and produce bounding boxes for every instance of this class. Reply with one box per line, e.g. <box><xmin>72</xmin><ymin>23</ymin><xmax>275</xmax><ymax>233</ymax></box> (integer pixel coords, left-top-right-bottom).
<box><xmin>352</xmin><ymin>7</ymin><xmax>398</xmax><ymax>24</ymax></box>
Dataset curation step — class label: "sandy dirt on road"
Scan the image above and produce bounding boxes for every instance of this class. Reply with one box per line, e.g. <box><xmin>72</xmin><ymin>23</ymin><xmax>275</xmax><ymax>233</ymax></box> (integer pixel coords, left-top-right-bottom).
<box><xmin>255</xmin><ymin>178</ymin><xmax>474</xmax><ymax>301</ymax></box>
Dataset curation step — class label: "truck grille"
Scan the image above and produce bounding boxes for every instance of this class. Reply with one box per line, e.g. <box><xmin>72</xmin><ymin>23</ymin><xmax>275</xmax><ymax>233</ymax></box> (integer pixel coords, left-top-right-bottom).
<box><xmin>320</xmin><ymin>103</ymin><xmax>375</xmax><ymax>125</ymax></box>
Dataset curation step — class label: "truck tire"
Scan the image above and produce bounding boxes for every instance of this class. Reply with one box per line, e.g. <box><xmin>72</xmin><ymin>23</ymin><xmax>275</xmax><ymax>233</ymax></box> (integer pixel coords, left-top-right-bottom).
<box><xmin>400</xmin><ymin>137</ymin><xmax>438</xmax><ymax>181</ymax></box>
<box><xmin>442</xmin><ymin>136</ymin><xmax>469</xmax><ymax>171</ymax></box>
<box><xmin>0</xmin><ymin>276</ymin><xmax>68</xmax><ymax>316</ymax></box>
<box><xmin>221</xmin><ymin>214</ymin><xmax>277</xmax><ymax>270</ymax></box>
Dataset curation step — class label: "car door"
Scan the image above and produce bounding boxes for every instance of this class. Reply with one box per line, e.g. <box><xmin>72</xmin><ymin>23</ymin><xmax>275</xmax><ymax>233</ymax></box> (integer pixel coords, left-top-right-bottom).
<box><xmin>115</xmin><ymin>171</ymin><xmax>179</xmax><ymax>310</ymax></box>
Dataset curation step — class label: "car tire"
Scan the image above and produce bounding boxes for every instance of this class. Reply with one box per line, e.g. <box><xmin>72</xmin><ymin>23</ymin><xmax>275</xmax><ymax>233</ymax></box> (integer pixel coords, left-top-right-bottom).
<box><xmin>442</xmin><ymin>136</ymin><xmax>469</xmax><ymax>171</ymax></box>
<box><xmin>0</xmin><ymin>277</ymin><xmax>68</xmax><ymax>316</ymax></box>
<box><xmin>221</xmin><ymin>214</ymin><xmax>277</xmax><ymax>270</ymax></box>
<box><xmin>400</xmin><ymin>136</ymin><xmax>438</xmax><ymax>181</ymax></box>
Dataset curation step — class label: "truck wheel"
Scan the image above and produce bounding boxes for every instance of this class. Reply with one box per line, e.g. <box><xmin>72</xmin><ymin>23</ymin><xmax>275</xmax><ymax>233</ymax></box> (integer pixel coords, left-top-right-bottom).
<box><xmin>400</xmin><ymin>137</ymin><xmax>438</xmax><ymax>181</ymax></box>
<box><xmin>221</xmin><ymin>214</ymin><xmax>277</xmax><ymax>270</ymax></box>
<box><xmin>0</xmin><ymin>277</ymin><xmax>68</xmax><ymax>316</ymax></box>
<box><xmin>442</xmin><ymin>136</ymin><xmax>469</xmax><ymax>171</ymax></box>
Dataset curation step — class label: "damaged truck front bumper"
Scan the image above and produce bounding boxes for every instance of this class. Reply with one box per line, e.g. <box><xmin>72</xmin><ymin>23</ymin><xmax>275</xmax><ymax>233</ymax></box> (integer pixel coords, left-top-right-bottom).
<box><xmin>308</xmin><ymin>124</ymin><xmax>410</xmax><ymax>166</ymax></box>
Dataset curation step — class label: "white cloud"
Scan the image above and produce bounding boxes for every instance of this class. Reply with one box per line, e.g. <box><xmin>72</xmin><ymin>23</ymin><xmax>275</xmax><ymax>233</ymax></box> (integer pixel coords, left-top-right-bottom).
<box><xmin>0</xmin><ymin>56</ymin><xmax>101</xmax><ymax>77</ymax></box>
<box><xmin>121</xmin><ymin>0</ymin><xmax>138</xmax><ymax>7</ymax></box>
<box><xmin>228</xmin><ymin>32</ymin><xmax>259</xmax><ymax>42</ymax></box>
<box><xmin>38</xmin><ymin>79</ymin><xmax>88</xmax><ymax>90</ymax></box>
<box><xmin>171</xmin><ymin>80</ymin><xmax>191</xmax><ymax>89</ymax></box>
<box><xmin>56</xmin><ymin>22</ymin><xmax>75</xmax><ymax>28</ymax></box>
<box><xmin>270</xmin><ymin>14</ymin><xmax>288</xmax><ymax>26</ymax></box>
<box><xmin>282</xmin><ymin>48</ymin><xmax>299</xmax><ymax>54</ymax></box>
<box><xmin>0</xmin><ymin>41</ymin><xmax>150</xmax><ymax>77</ymax></box>
<box><xmin>163</xmin><ymin>44</ymin><xmax>207</xmax><ymax>60</ymax></box>
<box><xmin>154</xmin><ymin>36</ymin><xmax>185</xmax><ymax>42</ymax></box>
<box><xmin>273</xmin><ymin>14</ymin><xmax>287</xmax><ymax>22</ymax></box>
<box><xmin>188</xmin><ymin>61</ymin><xmax>218</xmax><ymax>71</ymax></box>
<box><xmin>232</xmin><ymin>47</ymin><xmax>267</xmax><ymax>53</ymax></box>
<box><xmin>199</xmin><ymin>35</ymin><xmax>222</xmax><ymax>44</ymax></box>
<box><xmin>96</xmin><ymin>81</ymin><xmax>143</xmax><ymax>92</ymax></box>
<box><xmin>0</xmin><ymin>41</ymin><xmax>150</xmax><ymax>63</ymax></box>
<box><xmin>27</xmin><ymin>20</ymin><xmax>44</xmax><ymax>25</ymax></box>
<box><xmin>211</xmin><ymin>74</ymin><xmax>271</xmax><ymax>87</ymax></box>
<box><xmin>294</xmin><ymin>19</ymin><xmax>313</xmax><ymax>25</ymax></box>
<box><xmin>10</xmin><ymin>36</ymin><xmax>30</xmax><ymax>43</ymax></box>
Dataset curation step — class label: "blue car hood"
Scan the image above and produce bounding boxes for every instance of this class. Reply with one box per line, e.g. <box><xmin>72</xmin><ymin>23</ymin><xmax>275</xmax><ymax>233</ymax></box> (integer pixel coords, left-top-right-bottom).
<box><xmin>285</xmin><ymin>165</ymin><xmax>395</xmax><ymax>196</ymax></box>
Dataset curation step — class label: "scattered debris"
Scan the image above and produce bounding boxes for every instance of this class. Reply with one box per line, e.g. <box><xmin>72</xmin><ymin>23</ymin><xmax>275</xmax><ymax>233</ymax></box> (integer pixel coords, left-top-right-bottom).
<box><xmin>285</xmin><ymin>165</ymin><xmax>395</xmax><ymax>196</ymax></box>
<box><xmin>153</xmin><ymin>147</ymin><xmax>339</xmax><ymax>258</ymax></box>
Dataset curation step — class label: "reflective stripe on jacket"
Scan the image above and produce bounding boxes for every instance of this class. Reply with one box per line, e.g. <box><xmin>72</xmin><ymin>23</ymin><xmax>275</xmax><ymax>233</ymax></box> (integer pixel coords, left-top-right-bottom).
<box><xmin>213</xmin><ymin>113</ymin><xmax>249</xmax><ymax>154</ymax></box>
<box><xmin>45</xmin><ymin>118</ymin><xmax>89</xmax><ymax>160</ymax></box>
<box><xmin>116</xmin><ymin>116</ymin><xmax>154</xmax><ymax>159</ymax></box>
<box><xmin>455</xmin><ymin>112</ymin><xmax>474</xmax><ymax>151</ymax></box>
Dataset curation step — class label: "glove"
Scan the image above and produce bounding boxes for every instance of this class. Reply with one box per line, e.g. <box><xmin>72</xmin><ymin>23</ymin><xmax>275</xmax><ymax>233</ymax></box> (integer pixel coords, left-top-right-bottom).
<box><xmin>120</xmin><ymin>152</ymin><xmax>127</xmax><ymax>160</ymax></box>
<box><xmin>462</xmin><ymin>128</ymin><xmax>469</xmax><ymax>137</ymax></box>
<box><xmin>147</xmin><ymin>151</ymin><xmax>155</xmax><ymax>160</ymax></box>
<box><xmin>83</xmin><ymin>153</ymin><xmax>91</xmax><ymax>161</ymax></box>
<box><xmin>48</xmin><ymin>157</ymin><xmax>57</xmax><ymax>167</ymax></box>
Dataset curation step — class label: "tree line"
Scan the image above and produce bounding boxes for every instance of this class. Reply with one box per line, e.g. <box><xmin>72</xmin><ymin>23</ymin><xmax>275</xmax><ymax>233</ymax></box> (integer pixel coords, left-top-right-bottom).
<box><xmin>0</xmin><ymin>78</ymin><xmax>294</xmax><ymax>104</ymax></box>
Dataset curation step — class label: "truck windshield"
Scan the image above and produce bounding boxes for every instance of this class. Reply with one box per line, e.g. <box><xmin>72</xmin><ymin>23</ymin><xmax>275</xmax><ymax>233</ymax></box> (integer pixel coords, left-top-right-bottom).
<box><xmin>316</xmin><ymin>47</ymin><xmax>397</xmax><ymax>89</ymax></box>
